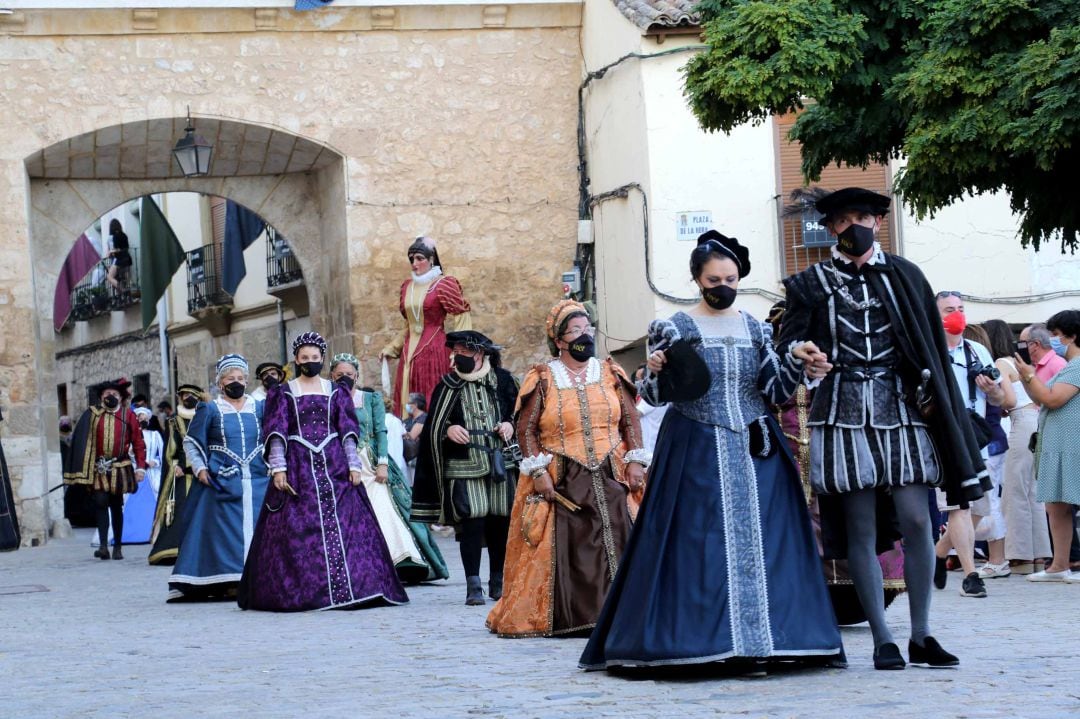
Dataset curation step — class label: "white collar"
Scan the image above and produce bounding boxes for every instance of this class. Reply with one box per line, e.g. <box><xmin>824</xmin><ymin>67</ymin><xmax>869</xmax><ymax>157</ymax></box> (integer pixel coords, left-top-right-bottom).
<box><xmin>411</xmin><ymin>266</ymin><xmax>443</xmax><ymax>284</ymax></box>
<box><xmin>215</xmin><ymin>395</ymin><xmax>256</xmax><ymax>413</ymax></box>
<box><xmin>832</xmin><ymin>241</ymin><xmax>886</xmax><ymax>267</ymax></box>
<box><xmin>455</xmin><ymin>356</ymin><xmax>491</xmax><ymax>382</ymax></box>
<box><xmin>549</xmin><ymin>357</ymin><xmax>601</xmax><ymax>389</ymax></box>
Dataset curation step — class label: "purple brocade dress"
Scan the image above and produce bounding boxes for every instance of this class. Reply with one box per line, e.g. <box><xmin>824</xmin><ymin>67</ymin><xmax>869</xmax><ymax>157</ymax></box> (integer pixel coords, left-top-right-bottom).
<box><xmin>238</xmin><ymin>380</ymin><xmax>408</xmax><ymax>611</ymax></box>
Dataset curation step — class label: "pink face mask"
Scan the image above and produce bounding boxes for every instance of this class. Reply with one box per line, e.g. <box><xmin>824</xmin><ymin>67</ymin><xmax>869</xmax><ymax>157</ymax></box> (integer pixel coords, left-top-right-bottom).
<box><xmin>942</xmin><ymin>311</ymin><xmax>967</xmax><ymax>336</ymax></box>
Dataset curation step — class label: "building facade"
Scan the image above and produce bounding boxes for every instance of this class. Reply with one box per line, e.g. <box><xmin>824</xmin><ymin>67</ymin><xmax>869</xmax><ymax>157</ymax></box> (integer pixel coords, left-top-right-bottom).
<box><xmin>3</xmin><ymin>0</ymin><xmax>1076</xmax><ymax>544</ymax></box>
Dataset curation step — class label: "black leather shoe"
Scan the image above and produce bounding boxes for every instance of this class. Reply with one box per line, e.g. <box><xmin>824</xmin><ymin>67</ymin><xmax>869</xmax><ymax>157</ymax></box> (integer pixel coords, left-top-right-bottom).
<box><xmin>934</xmin><ymin>557</ymin><xmax>948</xmax><ymax>590</ymax></box>
<box><xmin>488</xmin><ymin>572</ymin><xmax>503</xmax><ymax>600</ymax></box>
<box><xmin>908</xmin><ymin>636</ymin><xmax>959</xmax><ymax>667</ymax></box>
<box><xmin>94</xmin><ymin>548</ymin><xmax>110</xmax><ymax>560</ymax></box>
<box><xmin>111</xmin><ymin>545</ymin><xmax>123</xmax><ymax>560</ymax></box>
<box><xmin>873</xmin><ymin>643</ymin><xmax>906</xmax><ymax>670</ymax></box>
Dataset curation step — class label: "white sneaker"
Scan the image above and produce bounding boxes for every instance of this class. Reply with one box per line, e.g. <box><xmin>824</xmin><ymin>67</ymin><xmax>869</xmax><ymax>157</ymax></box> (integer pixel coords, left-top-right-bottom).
<box><xmin>1027</xmin><ymin>569</ymin><xmax>1071</xmax><ymax>582</ymax></box>
<box><xmin>977</xmin><ymin>562</ymin><xmax>1011</xmax><ymax>579</ymax></box>
<box><xmin>1064</xmin><ymin>572</ymin><xmax>1080</xmax><ymax>584</ymax></box>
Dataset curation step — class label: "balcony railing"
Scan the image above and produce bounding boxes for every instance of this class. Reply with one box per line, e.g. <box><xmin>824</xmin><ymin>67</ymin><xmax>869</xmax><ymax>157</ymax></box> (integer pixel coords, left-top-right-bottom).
<box><xmin>266</xmin><ymin>227</ymin><xmax>303</xmax><ymax>288</ymax></box>
<box><xmin>69</xmin><ymin>248</ymin><xmax>141</xmax><ymax>322</ymax></box>
<box><xmin>186</xmin><ymin>243</ymin><xmax>233</xmax><ymax>314</ymax></box>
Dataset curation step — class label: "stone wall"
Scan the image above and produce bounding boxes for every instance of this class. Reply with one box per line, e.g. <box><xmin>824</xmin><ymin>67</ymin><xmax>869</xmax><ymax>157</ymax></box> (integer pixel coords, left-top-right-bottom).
<box><xmin>0</xmin><ymin>9</ymin><xmax>583</xmax><ymax>543</ymax></box>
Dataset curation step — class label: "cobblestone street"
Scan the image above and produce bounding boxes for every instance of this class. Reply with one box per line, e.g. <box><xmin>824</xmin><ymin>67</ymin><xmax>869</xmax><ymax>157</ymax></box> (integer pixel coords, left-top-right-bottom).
<box><xmin>2</xmin><ymin>531</ymin><xmax>1078</xmax><ymax>719</ymax></box>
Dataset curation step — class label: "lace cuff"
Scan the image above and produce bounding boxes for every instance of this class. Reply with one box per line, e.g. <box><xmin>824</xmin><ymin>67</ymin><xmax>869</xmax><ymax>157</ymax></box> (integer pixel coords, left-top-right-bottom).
<box><xmin>519</xmin><ymin>453</ymin><xmax>554</xmax><ymax>476</ymax></box>
<box><xmin>376</xmin><ymin>456</ymin><xmax>388</xmax><ymax>466</ymax></box>
<box><xmin>267</xmin><ymin>436</ymin><xmax>287</xmax><ymax>475</ymax></box>
<box><xmin>343</xmin><ymin>436</ymin><xmax>362</xmax><ymax>473</ymax></box>
<box><xmin>623</xmin><ymin>448</ymin><xmax>652</xmax><ymax>467</ymax></box>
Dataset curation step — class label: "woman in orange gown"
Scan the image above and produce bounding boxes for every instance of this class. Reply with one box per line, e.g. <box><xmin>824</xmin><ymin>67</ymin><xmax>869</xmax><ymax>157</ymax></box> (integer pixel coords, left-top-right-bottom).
<box><xmin>486</xmin><ymin>300</ymin><xmax>648</xmax><ymax>637</ymax></box>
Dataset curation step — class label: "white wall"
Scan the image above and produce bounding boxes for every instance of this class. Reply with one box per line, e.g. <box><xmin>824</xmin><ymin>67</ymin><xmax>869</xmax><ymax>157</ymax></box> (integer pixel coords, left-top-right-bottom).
<box><xmin>639</xmin><ymin>41</ymin><xmax>782</xmax><ymax>324</ymax></box>
<box><xmin>581</xmin><ymin>0</ymin><xmax>655</xmax><ymax>352</ymax></box>
<box><xmin>896</xmin><ymin>184</ymin><xmax>1080</xmax><ymax>325</ymax></box>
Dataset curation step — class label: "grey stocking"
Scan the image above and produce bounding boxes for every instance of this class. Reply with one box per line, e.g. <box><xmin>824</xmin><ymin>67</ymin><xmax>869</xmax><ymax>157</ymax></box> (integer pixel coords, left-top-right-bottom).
<box><xmin>841</xmin><ymin>488</ymin><xmax>893</xmax><ymax>649</ymax></box>
<box><xmin>891</xmin><ymin>484</ymin><xmax>935</xmax><ymax>644</ymax></box>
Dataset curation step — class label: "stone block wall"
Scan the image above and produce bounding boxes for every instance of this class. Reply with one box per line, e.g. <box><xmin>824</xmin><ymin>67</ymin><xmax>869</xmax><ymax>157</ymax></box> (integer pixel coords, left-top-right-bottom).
<box><xmin>0</xmin><ymin>9</ymin><xmax>583</xmax><ymax>543</ymax></box>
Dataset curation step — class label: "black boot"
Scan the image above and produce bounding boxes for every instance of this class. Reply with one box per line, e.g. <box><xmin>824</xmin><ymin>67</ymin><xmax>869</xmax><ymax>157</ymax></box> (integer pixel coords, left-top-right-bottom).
<box><xmin>111</xmin><ymin>544</ymin><xmax>123</xmax><ymax>560</ymax></box>
<box><xmin>488</xmin><ymin>571</ymin><xmax>503</xmax><ymax>600</ymax></box>
<box><xmin>873</xmin><ymin>642</ymin><xmax>906</xmax><ymax>670</ymax></box>
<box><xmin>94</xmin><ymin>547</ymin><xmax>110</xmax><ymax>560</ymax></box>
<box><xmin>908</xmin><ymin>636</ymin><xmax>959</xmax><ymax>667</ymax></box>
<box><xmin>465</xmin><ymin>576</ymin><xmax>485</xmax><ymax>606</ymax></box>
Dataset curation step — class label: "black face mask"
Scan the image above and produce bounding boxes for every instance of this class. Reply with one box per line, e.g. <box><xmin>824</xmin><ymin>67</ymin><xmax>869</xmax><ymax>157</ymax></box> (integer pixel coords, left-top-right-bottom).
<box><xmin>181</xmin><ymin>396</ymin><xmax>199</xmax><ymax>410</ymax></box>
<box><xmin>453</xmin><ymin>354</ymin><xmax>477</xmax><ymax>374</ymax></box>
<box><xmin>223</xmin><ymin>382</ymin><xmax>246</xmax><ymax>399</ymax></box>
<box><xmin>102</xmin><ymin>395</ymin><xmax>120</xmax><ymax>409</ymax></box>
<box><xmin>700</xmin><ymin>284</ymin><xmax>737</xmax><ymax>311</ymax></box>
<box><xmin>567</xmin><ymin>335</ymin><xmax>596</xmax><ymax>362</ymax></box>
<box><xmin>296</xmin><ymin>361</ymin><xmax>323</xmax><ymax>378</ymax></box>
<box><xmin>836</xmin><ymin>223</ymin><xmax>876</xmax><ymax>256</ymax></box>
<box><xmin>139</xmin><ymin>421</ymin><xmax>149</xmax><ymax>429</ymax></box>
<box><xmin>1015</xmin><ymin>342</ymin><xmax>1032</xmax><ymax>366</ymax></box>
<box><xmin>337</xmin><ymin>375</ymin><xmax>356</xmax><ymax>390</ymax></box>
<box><xmin>261</xmin><ymin>375</ymin><xmax>281</xmax><ymax>390</ymax></box>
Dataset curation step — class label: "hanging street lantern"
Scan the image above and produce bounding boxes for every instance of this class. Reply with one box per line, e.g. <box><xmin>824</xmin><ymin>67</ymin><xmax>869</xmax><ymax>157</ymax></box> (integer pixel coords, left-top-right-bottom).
<box><xmin>172</xmin><ymin>111</ymin><xmax>213</xmax><ymax>177</ymax></box>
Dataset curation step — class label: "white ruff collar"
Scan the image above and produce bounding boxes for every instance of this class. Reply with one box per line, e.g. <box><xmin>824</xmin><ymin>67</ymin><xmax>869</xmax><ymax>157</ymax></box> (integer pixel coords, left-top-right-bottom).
<box><xmin>455</xmin><ymin>356</ymin><xmax>491</xmax><ymax>382</ymax></box>
<box><xmin>411</xmin><ymin>266</ymin><xmax>443</xmax><ymax>284</ymax></box>
<box><xmin>177</xmin><ymin>406</ymin><xmax>197</xmax><ymax>420</ymax></box>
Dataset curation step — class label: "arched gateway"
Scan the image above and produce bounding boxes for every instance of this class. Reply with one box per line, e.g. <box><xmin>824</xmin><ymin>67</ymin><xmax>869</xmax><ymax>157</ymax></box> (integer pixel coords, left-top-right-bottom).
<box><xmin>15</xmin><ymin>117</ymin><xmax>352</xmax><ymax>544</ymax></box>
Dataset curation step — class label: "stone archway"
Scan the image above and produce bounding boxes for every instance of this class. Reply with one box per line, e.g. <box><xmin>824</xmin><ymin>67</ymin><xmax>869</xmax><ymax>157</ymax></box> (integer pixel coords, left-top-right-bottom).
<box><xmin>16</xmin><ymin>116</ymin><xmax>351</xmax><ymax>544</ymax></box>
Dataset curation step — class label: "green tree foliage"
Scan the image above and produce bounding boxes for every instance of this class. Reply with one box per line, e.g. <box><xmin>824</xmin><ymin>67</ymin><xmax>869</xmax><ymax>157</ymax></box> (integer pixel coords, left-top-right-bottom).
<box><xmin>684</xmin><ymin>0</ymin><xmax>1080</xmax><ymax>251</ymax></box>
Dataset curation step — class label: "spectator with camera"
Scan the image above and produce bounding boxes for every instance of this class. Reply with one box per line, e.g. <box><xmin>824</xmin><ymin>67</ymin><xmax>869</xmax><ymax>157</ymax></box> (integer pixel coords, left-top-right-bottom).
<box><xmin>934</xmin><ymin>292</ymin><xmax>1008</xmax><ymax>598</ymax></box>
<box><xmin>411</xmin><ymin>330</ymin><xmax>520</xmax><ymax>606</ymax></box>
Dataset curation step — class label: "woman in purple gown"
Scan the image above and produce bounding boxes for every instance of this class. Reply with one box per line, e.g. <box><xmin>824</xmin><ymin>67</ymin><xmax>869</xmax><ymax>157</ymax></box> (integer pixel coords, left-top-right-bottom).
<box><xmin>238</xmin><ymin>332</ymin><xmax>408</xmax><ymax>611</ymax></box>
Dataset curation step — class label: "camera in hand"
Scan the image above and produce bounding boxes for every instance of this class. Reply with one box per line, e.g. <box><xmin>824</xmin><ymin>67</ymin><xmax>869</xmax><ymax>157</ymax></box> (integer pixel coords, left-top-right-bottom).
<box><xmin>967</xmin><ymin>363</ymin><xmax>1000</xmax><ymax>382</ymax></box>
<box><xmin>502</xmin><ymin>439</ymin><xmax>524</xmax><ymax>465</ymax></box>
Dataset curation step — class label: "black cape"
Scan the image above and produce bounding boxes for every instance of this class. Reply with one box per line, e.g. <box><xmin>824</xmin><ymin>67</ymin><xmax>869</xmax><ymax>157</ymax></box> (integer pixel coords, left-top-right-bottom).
<box><xmin>411</xmin><ymin>366</ymin><xmax>519</xmax><ymax>523</ymax></box>
<box><xmin>779</xmin><ymin>252</ymin><xmax>990</xmax><ymax>507</ymax></box>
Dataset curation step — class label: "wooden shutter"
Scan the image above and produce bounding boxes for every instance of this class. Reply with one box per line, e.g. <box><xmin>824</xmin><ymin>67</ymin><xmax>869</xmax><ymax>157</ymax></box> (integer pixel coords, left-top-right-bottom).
<box><xmin>775</xmin><ymin>110</ymin><xmax>894</xmax><ymax>277</ymax></box>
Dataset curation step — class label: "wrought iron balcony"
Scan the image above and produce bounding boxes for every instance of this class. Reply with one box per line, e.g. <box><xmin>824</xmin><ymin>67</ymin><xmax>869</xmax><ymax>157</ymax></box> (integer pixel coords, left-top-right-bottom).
<box><xmin>185</xmin><ymin>243</ymin><xmax>233</xmax><ymax>314</ymax></box>
<box><xmin>68</xmin><ymin>248</ymin><xmax>142</xmax><ymax>322</ymax></box>
<box><xmin>266</xmin><ymin>227</ymin><xmax>303</xmax><ymax>288</ymax></box>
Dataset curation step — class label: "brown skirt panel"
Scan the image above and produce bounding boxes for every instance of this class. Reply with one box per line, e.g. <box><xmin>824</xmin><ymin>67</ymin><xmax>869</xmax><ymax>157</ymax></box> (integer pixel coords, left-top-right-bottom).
<box><xmin>551</xmin><ymin>458</ymin><xmax>631</xmax><ymax>634</ymax></box>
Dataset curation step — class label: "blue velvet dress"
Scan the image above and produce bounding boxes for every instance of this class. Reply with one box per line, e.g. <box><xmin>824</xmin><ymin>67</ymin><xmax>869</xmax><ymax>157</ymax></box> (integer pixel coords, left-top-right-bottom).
<box><xmin>580</xmin><ymin>311</ymin><xmax>843</xmax><ymax>670</ymax></box>
<box><xmin>168</xmin><ymin>397</ymin><xmax>270</xmax><ymax>600</ymax></box>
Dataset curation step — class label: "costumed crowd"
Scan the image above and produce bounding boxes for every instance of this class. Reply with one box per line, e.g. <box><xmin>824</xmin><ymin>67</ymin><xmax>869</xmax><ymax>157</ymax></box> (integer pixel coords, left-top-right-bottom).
<box><xmin>56</xmin><ymin>197</ymin><xmax>1080</xmax><ymax>674</ymax></box>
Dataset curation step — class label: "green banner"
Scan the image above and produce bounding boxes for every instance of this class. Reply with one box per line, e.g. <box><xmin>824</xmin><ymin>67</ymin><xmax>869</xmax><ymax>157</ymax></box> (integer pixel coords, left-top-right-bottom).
<box><xmin>139</xmin><ymin>196</ymin><xmax>186</xmax><ymax>330</ymax></box>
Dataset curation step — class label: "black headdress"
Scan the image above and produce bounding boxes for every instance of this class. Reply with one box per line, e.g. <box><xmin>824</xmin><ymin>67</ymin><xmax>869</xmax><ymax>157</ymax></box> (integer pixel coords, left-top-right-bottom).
<box><xmin>445</xmin><ymin>330</ymin><xmax>501</xmax><ymax>356</ymax></box>
<box><xmin>407</xmin><ymin>236</ymin><xmax>443</xmax><ymax>270</ymax></box>
<box><xmin>254</xmin><ymin>362</ymin><xmax>284</xmax><ymax>379</ymax></box>
<box><xmin>694</xmin><ymin>230</ymin><xmax>751</xmax><ymax>279</ymax></box>
<box><xmin>785</xmin><ymin>187</ymin><xmax>891</xmax><ymax>227</ymax></box>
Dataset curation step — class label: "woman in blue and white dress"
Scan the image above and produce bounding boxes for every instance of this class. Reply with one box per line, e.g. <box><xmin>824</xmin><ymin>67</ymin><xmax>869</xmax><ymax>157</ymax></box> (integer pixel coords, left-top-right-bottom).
<box><xmin>168</xmin><ymin>354</ymin><xmax>270</xmax><ymax>601</ymax></box>
<box><xmin>580</xmin><ymin>231</ymin><xmax>843</xmax><ymax>671</ymax></box>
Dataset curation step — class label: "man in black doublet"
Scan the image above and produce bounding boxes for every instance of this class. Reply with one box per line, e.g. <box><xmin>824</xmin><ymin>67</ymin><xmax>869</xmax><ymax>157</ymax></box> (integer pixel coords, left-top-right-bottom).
<box><xmin>778</xmin><ymin>187</ymin><xmax>988</xmax><ymax>670</ymax></box>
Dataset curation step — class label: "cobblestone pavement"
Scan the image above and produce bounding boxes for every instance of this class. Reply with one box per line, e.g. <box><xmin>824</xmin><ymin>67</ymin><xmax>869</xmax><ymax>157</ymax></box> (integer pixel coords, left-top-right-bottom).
<box><xmin>2</xmin><ymin>531</ymin><xmax>1078</xmax><ymax>719</ymax></box>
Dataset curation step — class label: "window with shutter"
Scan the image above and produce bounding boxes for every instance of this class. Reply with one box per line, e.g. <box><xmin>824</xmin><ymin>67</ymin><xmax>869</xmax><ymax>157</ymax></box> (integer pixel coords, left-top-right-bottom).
<box><xmin>774</xmin><ymin>110</ymin><xmax>895</xmax><ymax>277</ymax></box>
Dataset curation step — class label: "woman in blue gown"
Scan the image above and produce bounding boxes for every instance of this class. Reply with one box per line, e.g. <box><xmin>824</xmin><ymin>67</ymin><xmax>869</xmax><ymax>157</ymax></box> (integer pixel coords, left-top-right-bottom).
<box><xmin>168</xmin><ymin>354</ymin><xmax>270</xmax><ymax>601</ymax></box>
<box><xmin>580</xmin><ymin>232</ymin><xmax>844</xmax><ymax>671</ymax></box>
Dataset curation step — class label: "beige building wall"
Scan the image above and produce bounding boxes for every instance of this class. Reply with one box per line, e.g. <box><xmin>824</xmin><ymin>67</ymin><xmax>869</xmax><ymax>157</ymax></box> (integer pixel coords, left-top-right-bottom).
<box><xmin>0</xmin><ymin>6</ymin><xmax>583</xmax><ymax>544</ymax></box>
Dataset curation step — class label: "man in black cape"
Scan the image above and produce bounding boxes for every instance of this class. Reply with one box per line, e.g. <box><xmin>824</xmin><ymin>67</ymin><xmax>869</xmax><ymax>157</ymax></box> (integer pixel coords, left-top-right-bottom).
<box><xmin>777</xmin><ymin>187</ymin><xmax>989</xmax><ymax>671</ymax></box>
<box><xmin>411</xmin><ymin>330</ymin><xmax>519</xmax><ymax>606</ymax></box>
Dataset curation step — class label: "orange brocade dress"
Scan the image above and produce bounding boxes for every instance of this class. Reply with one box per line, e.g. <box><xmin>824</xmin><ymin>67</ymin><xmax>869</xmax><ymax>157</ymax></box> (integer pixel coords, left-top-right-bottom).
<box><xmin>486</xmin><ymin>358</ymin><xmax>647</xmax><ymax>637</ymax></box>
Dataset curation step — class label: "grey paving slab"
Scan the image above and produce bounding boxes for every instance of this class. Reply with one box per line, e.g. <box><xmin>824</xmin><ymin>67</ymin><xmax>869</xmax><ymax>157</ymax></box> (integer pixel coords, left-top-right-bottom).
<box><xmin>1</xmin><ymin>531</ymin><xmax>1078</xmax><ymax>719</ymax></box>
